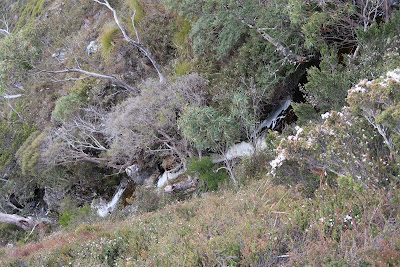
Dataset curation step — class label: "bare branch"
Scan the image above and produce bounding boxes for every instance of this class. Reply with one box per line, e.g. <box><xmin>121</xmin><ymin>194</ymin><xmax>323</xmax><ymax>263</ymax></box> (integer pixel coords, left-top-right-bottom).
<box><xmin>0</xmin><ymin>14</ymin><xmax>10</xmax><ymax>36</ymax></box>
<box><xmin>92</xmin><ymin>0</ymin><xmax>165</xmax><ymax>83</ymax></box>
<box><xmin>241</xmin><ymin>20</ymin><xmax>312</xmax><ymax>64</ymax></box>
<box><xmin>38</xmin><ymin>67</ymin><xmax>139</xmax><ymax>94</ymax></box>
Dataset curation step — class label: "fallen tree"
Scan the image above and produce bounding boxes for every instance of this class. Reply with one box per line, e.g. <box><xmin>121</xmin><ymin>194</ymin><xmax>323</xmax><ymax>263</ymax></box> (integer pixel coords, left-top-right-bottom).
<box><xmin>0</xmin><ymin>212</ymin><xmax>36</xmax><ymax>231</ymax></box>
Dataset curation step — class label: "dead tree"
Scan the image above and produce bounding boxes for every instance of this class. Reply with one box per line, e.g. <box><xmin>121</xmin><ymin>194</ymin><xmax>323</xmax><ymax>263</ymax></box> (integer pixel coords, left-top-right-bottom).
<box><xmin>93</xmin><ymin>0</ymin><xmax>165</xmax><ymax>83</ymax></box>
<box><xmin>0</xmin><ymin>212</ymin><xmax>36</xmax><ymax>231</ymax></box>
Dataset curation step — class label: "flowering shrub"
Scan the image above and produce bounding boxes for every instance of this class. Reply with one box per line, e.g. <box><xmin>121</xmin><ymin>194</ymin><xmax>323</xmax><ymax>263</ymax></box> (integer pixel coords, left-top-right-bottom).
<box><xmin>272</xmin><ymin>69</ymin><xmax>400</xmax><ymax>190</ymax></box>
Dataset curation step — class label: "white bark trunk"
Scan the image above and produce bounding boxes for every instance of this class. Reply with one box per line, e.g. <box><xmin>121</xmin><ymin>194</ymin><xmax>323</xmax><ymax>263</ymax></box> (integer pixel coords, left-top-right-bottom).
<box><xmin>44</xmin><ymin>68</ymin><xmax>139</xmax><ymax>94</ymax></box>
<box><xmin>0</xmin><ymin>213</ymin><xmax>36</xmax><ymax>231</ymax></box>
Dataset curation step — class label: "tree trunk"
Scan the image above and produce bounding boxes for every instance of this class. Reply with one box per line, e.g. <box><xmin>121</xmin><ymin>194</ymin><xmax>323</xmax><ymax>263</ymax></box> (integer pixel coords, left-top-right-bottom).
<box><xmin>0</xmin><ymin>213</ymin><xmax>36</xmax><ymax>231</ymax></box>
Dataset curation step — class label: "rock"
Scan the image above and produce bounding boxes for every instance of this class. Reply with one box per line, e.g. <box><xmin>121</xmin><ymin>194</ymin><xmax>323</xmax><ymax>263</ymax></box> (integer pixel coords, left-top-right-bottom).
<box><xmin>125</xmin><ymin>164</ymin><xmax>158</xmax><ymax>185</ymax></box>
<box><xmin>157</xmin><ymin>169</ymin><xmax>185</xmax><ymax>188</ymax></box>
<box><xmin>164</xmin><ymin>178</ymin><xmax>199</xmax><ymax>194</ymax></box>
<box><xmin>86</xmin><ymin>40</ymin><xmax>99</xmax><ymax>55</ymax></box>
<box><xmin>43</xmin><ymin>187</ymin><xmax>66</xmax><ymax>212</ymax></box>
<box><xmin>51</xmin><ymin>50</ymin><xmax>67</xmax><ymax>62</ymax></box>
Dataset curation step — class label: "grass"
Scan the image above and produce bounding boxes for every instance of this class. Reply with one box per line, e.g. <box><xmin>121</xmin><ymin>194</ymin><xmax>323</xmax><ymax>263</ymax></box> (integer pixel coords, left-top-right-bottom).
<box><xmin>100</xmin><ymin>24</ymin><xmax>120</xmax><ymax>59</ymax></box>
<box><xmin>1</xmin><ymin>176</ymin><xmax>399</xmax><ymax>266</ymax></box>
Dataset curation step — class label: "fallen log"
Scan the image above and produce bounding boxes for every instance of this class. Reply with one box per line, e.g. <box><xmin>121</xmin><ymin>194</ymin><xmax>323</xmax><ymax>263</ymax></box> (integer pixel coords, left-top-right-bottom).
<box><xmin>0</xmin><ymin>212</ymin><xmax>36</xmax><ymax>231</ymax></box>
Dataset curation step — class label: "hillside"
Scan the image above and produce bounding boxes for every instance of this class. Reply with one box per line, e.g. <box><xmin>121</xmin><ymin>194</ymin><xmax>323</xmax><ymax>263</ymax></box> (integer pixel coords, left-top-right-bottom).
<box><xmin>1</xmin><ymin>0</ymin><xmax>400</xmax><ymax>266</ymax></box>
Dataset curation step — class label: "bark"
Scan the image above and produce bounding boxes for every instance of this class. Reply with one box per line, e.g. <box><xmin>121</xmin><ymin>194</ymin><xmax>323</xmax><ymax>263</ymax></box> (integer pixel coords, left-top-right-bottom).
<box><xmin>0</xmin><ymin>212</ymin><xmax>36</xmax><ymax>231</ymax></box>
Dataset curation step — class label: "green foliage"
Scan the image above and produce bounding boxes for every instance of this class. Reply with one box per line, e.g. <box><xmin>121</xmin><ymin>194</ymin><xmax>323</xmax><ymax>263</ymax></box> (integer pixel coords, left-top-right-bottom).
<box><xmin>0</xmin><ymin>120</ymin><xmax>35</xmax><ymax>172</ymax></box>
<box><xmin>305</xmin><ymin>45</ymin><xmax>354</xmax><ymax>111</ymax></box>
<box><xmin>178</xmin><ymin>105</ymin><xmax>239</xmax><ymax>152</ymax></box>
<box><xmin>288</xmin><ymin>0</ymin><xmax>356</xmax><ymax>48</ymax></box>
<box><xmin>15</xmin><ymin>131</ymin><xmax>45</xmax><ymax>176</ymax></box>
<box><xmin>52</xmin><ymin>93</ymin><xmax>83</xmax><ymax>122</ymax></box>
<box><xmin>187</xmin><ymin>157</ymin><xmax>228</xmax><ymax>191</ymax></box>
<box><xmin>99</xmin><ymin>24</ymin><xmax>120</xmax><ymax>58</ymax></box>
<box><xmin>292</xmin><ymin>103</ymin><xmax>319</xmax><ymax>125</ymax></box>
<box><xmin>173</xmin><ymin>18</ymin><xmax>191</xmax><ymax>49</ymax></box>
<box><xmin>275</xmin><ymin>69</ymin><xmax>400</xmax><ymax>192</ymax></box>
<box><xmin>15</xmin><ymin>0</ymin><xmax>47</xmax><ymax>31</ymax></box>
<box><xmin>69</xmin><ymin>78</ymin><xmax>96</xmax><ymax>98</ymax></box>
<box><xmin>0</xmin><ymin>224</ymin><xmax>25</xmax><ymax>244</ymax></box>
<box><xmin>59</xmin><ymin>205</ymin><xmax>91</xmax><ymax>227</ymax></box>
<box><xmin>0</xmin><ymin>31</ymin><xmax>39</xmax><ymax>93</ymax></box>
<box><xmin>354</xmin><ymin>13</ymin><xmax>400</xmax><ymax>80</ymax></box>
<box><xmin>126</xmin><ymin>0</ymin><xmax>145</xmax><ymax>24</ymax></box>
<box><xmin>174</xmin><ymin>60</ymin><xmax>192</xmax><ymax>76</ymax></box>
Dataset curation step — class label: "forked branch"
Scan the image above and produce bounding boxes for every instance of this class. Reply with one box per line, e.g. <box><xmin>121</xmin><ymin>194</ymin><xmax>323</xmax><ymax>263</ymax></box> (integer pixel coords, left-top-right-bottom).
<box><xmin>93</xmin><ymin>0</ymin><xmax>165</xmax><ymax>83</ymax></box>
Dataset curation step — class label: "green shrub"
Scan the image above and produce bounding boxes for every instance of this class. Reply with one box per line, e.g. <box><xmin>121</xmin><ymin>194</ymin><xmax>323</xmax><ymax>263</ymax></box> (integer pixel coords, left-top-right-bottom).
<box><xmin>52</xmin><ymin>93</ymin><xmax>83</xmax><ymax>122</ymax></box>
<box><xmin>0</xmin><ymin>120</ymin><xmax>35</xmax><ymax>172</ymax></box>
<box><xmin>174</xmin><ymin>60</ymin><xmax>192</xmax><ymax>76</ymax></box>
<box><xmin>292</xmin><ymin>103</ymin><xmax>319</xmax><ymax>126</ymax></box>
<box><xmin>126</xmin><ymin>0</ymin><xmax>145</xmax><ymax>24</ymax></box>
<box><xmin>15</xmin><ymin>0</ymin><xmax>47</xmax><ymax>31</ymax></box>
<box><xmin>15</xmin><ymin>131</ymin><xmax>45</xmax><ymax>176</ymax></box>
<box><xmin>186</xmin><ymin>157</ymin><xmax>228</xmax><ymax>191</ymax></box>
<box><xmin>59</xmin><ymin>206</ymin><xmax>91</xmax><ymax>227</ymax></box>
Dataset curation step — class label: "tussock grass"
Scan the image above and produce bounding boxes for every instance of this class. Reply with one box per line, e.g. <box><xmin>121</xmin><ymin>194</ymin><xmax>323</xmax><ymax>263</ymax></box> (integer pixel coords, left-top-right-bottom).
<box><xmin>99</xmin><ymin>24</ymin><xmax>120</xmax><ymax>59</ymax></box>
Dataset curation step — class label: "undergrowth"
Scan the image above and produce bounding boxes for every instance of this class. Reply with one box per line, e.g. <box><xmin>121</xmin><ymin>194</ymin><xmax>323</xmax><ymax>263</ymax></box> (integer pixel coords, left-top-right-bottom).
<box><xmin>1</xmin><ymin>177</ymin><xmax>399</xmax><ymax>266</ymax></box>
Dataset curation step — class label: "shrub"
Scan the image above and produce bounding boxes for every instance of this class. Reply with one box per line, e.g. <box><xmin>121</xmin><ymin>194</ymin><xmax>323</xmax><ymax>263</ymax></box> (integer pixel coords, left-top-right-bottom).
<box><xmin>292</xmin><ymin>103</ymin><xmax>319</xmax><ymax>126</ymax></box>
<box><xmin>52</xmin><ymin>93</ymin><xmax>83</xmax><ymax>122</ymax></box>
<box><xmin>186</xmin><ymin>157</ymin><xmax>228</xmax><ymax>191</ymax></box>
<box><xmin>15</xmin><ymin>130</ymin><xmax>46</xmax><ymax>176</ymax></box>
<box><xmin>0</xmin><ymin>120</ymin><xmax>35</xmax><ymax>172</ymax></box>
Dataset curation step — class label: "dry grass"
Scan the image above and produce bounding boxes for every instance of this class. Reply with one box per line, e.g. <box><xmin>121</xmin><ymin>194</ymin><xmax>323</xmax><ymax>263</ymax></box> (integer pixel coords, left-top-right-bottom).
<box><xmin>1</xmin><ymin>178</ymin><xmax>399</xmax><ymax>266</ymax></box>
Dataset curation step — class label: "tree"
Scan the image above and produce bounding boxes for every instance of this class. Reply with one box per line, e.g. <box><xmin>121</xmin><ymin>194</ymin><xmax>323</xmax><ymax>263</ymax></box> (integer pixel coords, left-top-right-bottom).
<box><xmin>164</xmin><ymin>0</ymin><xmax>312</xmax><ymax>63</ymax></box>
<box><xmin>105</xmin><ymin>73</ymin><xmax>207</xmax><ymax>168</ymax></box>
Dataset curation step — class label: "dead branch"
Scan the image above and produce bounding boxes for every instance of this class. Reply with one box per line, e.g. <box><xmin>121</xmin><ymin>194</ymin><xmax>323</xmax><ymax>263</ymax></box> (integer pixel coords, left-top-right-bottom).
<box><xmin>93</xmin><ymin>0</ymin><xmax>165</xmax><ymax>83</ymax></box>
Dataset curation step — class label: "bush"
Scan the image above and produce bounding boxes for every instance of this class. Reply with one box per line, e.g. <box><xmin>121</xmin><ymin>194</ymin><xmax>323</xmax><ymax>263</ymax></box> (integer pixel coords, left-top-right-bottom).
<box><xmin>186</xmin><ymin>157</ymin><xmax>228</xmax><ymax>191</ymax></box>
<box><xmin>52</xmin><ymin>93</ymin><xmax>83</xmax><ymax>122</ymax></box>
<box><xmin>15</xmin><ymin>131</ymin><xmax>46</xmax><ymax>176</ymax></box>
<box><xmin>0</xmin><ymin>120</ymin><xmax>35</xmax><ymax>172</ymax></box>
<box><xmin>292</xmin><ymin>103</ymin><xmax>319</xmax><ymax>126</ymax></box>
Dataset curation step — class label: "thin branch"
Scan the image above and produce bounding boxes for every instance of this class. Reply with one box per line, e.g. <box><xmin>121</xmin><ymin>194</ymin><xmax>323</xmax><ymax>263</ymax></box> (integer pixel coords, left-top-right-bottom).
<box><xmin>0</xmin><ymin>14</ymin><xmax>10</xmax><ymax>36</ymax></box>
<box><xmin>92</xmin><ymin>0</ymin><xmax>165</xmax><ymax>83</ymax></box>
<box><xmin>241</xmin><ymin>20</ymin><xmax>312</xmax><ymax>64</ymax></box>
<box><xmin>38</xmin><ymin>67</ymin><xmax>139</xmax><ymax>94</ymax></box>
